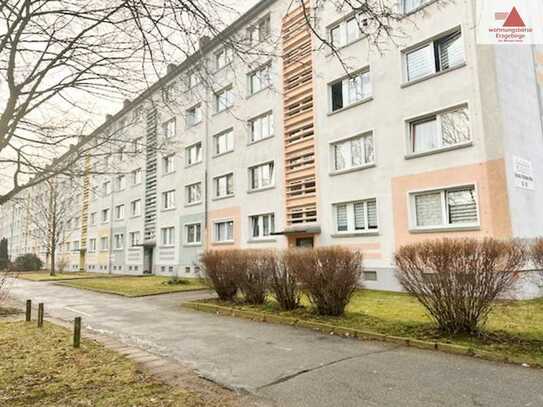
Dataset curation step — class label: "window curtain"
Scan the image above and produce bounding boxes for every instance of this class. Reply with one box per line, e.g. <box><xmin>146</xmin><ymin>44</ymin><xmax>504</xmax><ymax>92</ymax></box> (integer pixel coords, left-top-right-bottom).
<box><xmin>412</xmin><ymin>118</ymin><xmax>438</xmax><ymax>153</ymax></box>
<box><xmin>415</xmin><ymin>193</ymin><xmax>442</xmax><ymax>226</ymax></box>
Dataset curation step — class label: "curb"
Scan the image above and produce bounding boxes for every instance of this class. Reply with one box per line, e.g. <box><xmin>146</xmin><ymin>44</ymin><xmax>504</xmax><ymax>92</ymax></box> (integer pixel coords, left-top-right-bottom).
<box><xmin>54</xmin><ymin>282</ymin><xmax>211</xmax><ymax>298</ymax></box>
<box><xmin>182</xmin><ymin>301</ymin><xmax>540</xmax><ymax>369</ymax></box>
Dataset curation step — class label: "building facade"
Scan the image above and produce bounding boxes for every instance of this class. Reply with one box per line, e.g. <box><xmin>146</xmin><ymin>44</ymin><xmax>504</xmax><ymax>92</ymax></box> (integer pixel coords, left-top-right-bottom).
<box><xmin>1</xmin><ymin>0</ymin><xmax>542</xmax><ymax>297</ymax></box>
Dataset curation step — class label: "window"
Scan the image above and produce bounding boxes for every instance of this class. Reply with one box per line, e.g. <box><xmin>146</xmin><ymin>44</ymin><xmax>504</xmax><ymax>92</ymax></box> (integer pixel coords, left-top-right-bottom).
<box><xmin>409</xmin><ymin>106</ymin><xmax>470</xmax><ymax>154</ymax></box>
<box><xmin>133</xmin><ymin>105</ymin><xmax>144</xmax><ymax>121</ymax></box>
<box><xmin>119</xmin><ymin>147</ymin><xmax>125</xmax><ymax>162</ymax></box>
<box><xmin>412</xmin><ymin>186</ymin><xmax>478</xmax><ymax>229</ymax></box>
<box><xmin>187</xmin><ymin>69</ymin><xmax>200</xmax><ymax>88</ymax></box>
<box><xmin>249</xmin><ymin>112</ymin><xmax>274</xmax><ymax>143</ymax></box>
<box><xmin>116</xmin><ymin>175</ymin><xmax>126</xmax><ymax>191</ymax></box>
<box><xmin>249</xmin><ymin>162</ymin><xmax>274</xmax><ymax>190</ymax></box>
<box><xmin>215</xmin><ymin>48</ymin><xmax>233</xmax><ymax>70</ymax></box>
<box><xmin>101</xmin><ymin>208</ymin><xmax>110</xmax><ymax>223</ymax></box>
<box><xmin>214</xmin><ymin>173</ymin><xmax>234</xmax><ymax>198</ymax></box>
<box><xmin>133</xmin><ymin>137</ymin><xmax>143</xmax><ymax>153</ymax></box>
<box><xmin>162</xmin><ymin>190</ymin><xmax>176</xmax><ymax>210</ymax></box>
<box><xmin>72</xmin><ymin>240</ymin><xmax>80</xmax><ymax>251</ymax></box>
<box><xmin>250</xmin><ymin>214</ymin><xmax>275</xmax><ymax>239</ymax></box>
<box><xmin>113</xmin><ymin>233</ymin><xmax>124</xmax><ymax>250</ymax></box>
<box><xmin>329</xmin><ymin>14</ymin><xmax>364</xmax><ymax>48</ymax></box>
<box><xmin>162</xmin><ymin>154</ymin><xmax>175</xmax><ymax>174</ymax></box>
<box><xmin>402</xmin><ymin>0</ymin><xmax>427</xmax><ymax>14</ymax></box>
<box><xmin>405</xmin><ymin>30</ymin><xmax>464</xmax><ymax>82</ymax></box>
<box><xmin>132</xmin><ymin>168</ymin><xmax>142</xmax><ymax>185</ymax></box>
<box><xmin>185</xmin><ymin>223</ymin><xmax>202</xmax><ymax>244</ymax></box>
<box><xmin>100</xmin><ymin>236</ymin><xmax>109</xmax><ymax>251</ymax></box>
<box><xmin>162</xmin><ymin>118</ymin><xmax>176</xmax><ymax>140</ymax></box>
<box><xmin>330</xmin><ymin>69</ymin><xmax>371</xmax><ymax>112</ymax></box>
<box><xmin>89</xmin><ymin>238</ymin><xmax>97</xmax><ymax>252</ymax></box>
<box><xmin>249</xmin><ymin>15</ymin><xmax>271</xmax><ymax>44</ymax></box>
<box><xmin>214</xmin><ymin>220</ymin><xmax>234</xmax><ymax>242</ymax></box>
<box><xmin>129</xmin><ymin>231</ymin><xmax>141</xmax><ymax>247</ymax></box>
<box><xmin>332</xmin><ymin>133</ymin><xmax>375</xmax><ymax>171</ymax></box>
<box><xmin>103</xmin><ymin>181</ymin><xmax>111</xmax><ymax>195</ymax></box>
<box><xmin>130</xmin><ymin>199</ymin><xmax>141</xmax><ymax>217</ymax></box>
<box><xmin>186</xmin><ymin>143</ymin><xmax>202</xmax><ymax>166</ymax></box>
<box><xmin>115</xmin><ymin>204</ymin><xmax>125</xmax><ymax>220</ymax></box>
<box><xmin>185</xmin><ymin>182</ymin><xmax>202</xmax><ymax>204</ymax></box>
<box><xmin>334</xmin><ymin>199</ymin><xmax>378</xmax><ymax>233</ymax></box>
<box><xmin>90</xmin><ymin>212</ymin><xmax>97</xmax><ymax>226</ymax></box>
<box><xmin>363</xmin><ymin>271</ymin><xmax>378</xmax><ymax>281</ymax></box>
<box><xmin>160</xmin><ymin>227</ymin><xmax>175</xmax><ymax>246</ymax></box>
<box><xmin>163</xmin><ymin>84</ymin><xmax>176</xmax><ymax>102</ymax></box>
<box><xmin>215</xmin><ymin>86</ymin><xmax>233</xmax><ymax>112</ymax></box>
<box><xmin>214</xmin><ymin>129</ymin><xmax>234</xmax><ymax>155</ymax></box>
<box><xmin>186</xmin><ymin>104</ymin><xmax>202</xmax><ymax>127</ymax></box>
<box><xmin>249</xmin><ymin>64</ymin><xmax>271</xmax><ymax>95</ymax></box>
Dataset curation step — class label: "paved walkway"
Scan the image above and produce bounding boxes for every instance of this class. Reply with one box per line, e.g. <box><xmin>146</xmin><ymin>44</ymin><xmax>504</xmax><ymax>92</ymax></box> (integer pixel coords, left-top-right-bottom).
<box><xmin>6</xmin><ymin>278</ymin><xmax>543</xmax><ymax>407</ymax></box>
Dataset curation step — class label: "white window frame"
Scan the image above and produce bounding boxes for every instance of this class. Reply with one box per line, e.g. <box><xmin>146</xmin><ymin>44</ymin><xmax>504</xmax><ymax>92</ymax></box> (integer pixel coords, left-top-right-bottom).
<box><xmin>129</xmin><ymin>231</ymin><xmax>141</xmax><ymax>248</ymax></box>
<box><xmin>214</xmin><ymin>173</ymin><xmax>234</xmax><ymax>198</ymax></box>
<box><xmin>249</xmin><ymin>213</ymin><xmax>275</xmax><ymax>240</ymax></box>
<box><xmin>115</xmin><ymin>204</ymin><xmax>125</xmax><ymax>220</ymax></box>
<box><xmin>215</xmin><ymin>47</ymin><xmax>232</xmax><ymax>70</ymax></box>
<box><xmin>215</xmin><ymin>86</ymin><xmax>233</xmax><ymax>113</ymax></box>
<box><xmin>213</xmin><ymin>129</ymin><xmax>234</xmax><ymax>156</ymax></box>
<box><xmin>162</xmin><ymin>154</ymin><xmax>176</xmax><ymax>175</ymax></box>
<box><xmin>408</xmin><ymin>184</ymin><xmax>480</xmax><ymax>232</ymax></box>
<box><xmin>329</xmin><ymin>68</ymin><xmax>372</xmax><ymax>113</ymax></box>
<box><xmin>248</xmin><ymin>161</ymin><xmax>275</xmax><ymax>191</ymax></box>
<box><xmin>403</xmin><ymin>28</ymin><xmax>465</xmax><ymax>83</ymax></box>
<box><xmin>213</xmin><ymin>219</ymin><xmax>234</xmax><ymax>243</ymax></box>
<box><xmin>113</xmin><ymin>233</ymin><xmax>124</xmax><ymax>250</ymax></box>
<box><xmin>330</xmin><ymin>132</ymin><xmax>375</xmax><ymax>173</ymax></box>
<box><xmin>101</xmin><ymin>208</ymin><xmax>110</xmax><ymax>223</ymax></box>
<box><xmin>162</xmin><ymin>190</ymin><xmax>176</xmax><ymax>210</ymax></box>
<box><xmin>333</xmin><ymin>199</ymin><xmax>379</xmax><ymax>235</ymax></box>
<box><xmin>132</xmin><ymin>168</ymin><xmax>143</xmax><ymax>185</ymax></box>
<box><xmin>327</xmin><ymin>13</ymin><xmax>365</xmax><ymax>49</ymax></box>
<box><xmin>406</xmin><ymin>104</ymin><xmax>471</xmax><ymax>157</ymax></box>
<box><xmin>162</xmin><ymin>118</ymin><xmax>176</xmax><ymax>140</ymax></box>
<box><xmin>160</xmin><ymin>226</ymin><xmax>175</xmax><ymax>247</ymax></box>
<box><xmin>185</xmin><ymin>223</ymin><xmax>202</xmax><ymax>245</ymax></box>
<box><xmin>88</xmin><ymin>238</ymin><xmax>97</xmax><ymax>253</ymax></box>
<box><xmin>130</xmin><ymin>199</ymin><xmax>141</xmax><ymax>217</ymax></box>
<box><xmin>185</xmin><ymin>142</ymin><xmax>203</xmax><ymax>166</ymax></box>
<box><xmin>249</xmin><ymin>111</ymin><xmax>274</xmax><ymax>143</ymax></box>
<box><xmin>248</xmin><ymin>63</ymin><xmax>271</xmax><ymax>95</ymax></box>
<box><xmin>185</xmin><ymin>182</ymin><xmax>202</xmax><ymax>205</ymax></box>
<box><xmin>186</xmin><ymin>104</ymin><xmax>202</xmax><ymax>127</ymax></box>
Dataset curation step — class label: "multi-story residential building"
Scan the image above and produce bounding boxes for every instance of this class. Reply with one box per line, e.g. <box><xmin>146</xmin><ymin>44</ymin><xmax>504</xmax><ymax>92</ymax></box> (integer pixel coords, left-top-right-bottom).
<box><xmin>1</xmin><ymin>0</ymin><xmax>542</xmax><ymax>297</ymax></box>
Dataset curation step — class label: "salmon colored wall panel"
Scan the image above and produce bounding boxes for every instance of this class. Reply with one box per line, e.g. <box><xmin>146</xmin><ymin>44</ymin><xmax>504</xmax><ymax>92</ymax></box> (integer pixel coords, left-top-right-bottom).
<box><xmin>392</xmin><ymin>159</ymin><xmax>512</xmax><ymax>249</ymax></box>
<box><xmin>207</xmin><ymin>207</ymin><xmax>241</xmax><ymax>249</ymax></box>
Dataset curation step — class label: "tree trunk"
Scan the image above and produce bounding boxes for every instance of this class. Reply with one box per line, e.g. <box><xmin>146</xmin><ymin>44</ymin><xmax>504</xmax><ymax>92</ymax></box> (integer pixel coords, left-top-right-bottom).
<box><xmin>50</xmin><ymin>248</ymin><xmax>56</xmax><ymax>276</ymax></box>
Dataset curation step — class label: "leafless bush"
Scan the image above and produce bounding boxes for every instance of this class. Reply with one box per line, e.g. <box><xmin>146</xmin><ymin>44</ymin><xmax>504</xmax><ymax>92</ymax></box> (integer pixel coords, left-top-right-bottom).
<box><xmin>531</xmin><ymin>238</ymin><xmax>543</xmax><ymax>270</ymax></box>
<box><xmin>270</xmin><ymin>251</ymin><xmax>301</xmax><ymax>311</ymax></box>
<box><xmin>395</xmin><ymin>238</ymin><xmax>527</xmax><ymax>335</ymax></box>
<box><xmin>290</xmin><ymin>247</ymin><xmax>363</xmax><ymax>316</ymax></box>
<box><xmin>56</xmin><ymin>257</ymin><xmax>69</xmax><ymax>275</ymax></box>
<box><xmin>238</xmin><ymin>250</ymin><xmax>274</xmax><ymax>305</ymax></box>
<box><xmin>0</xmin><ymin>272</ymin><xmax>9</xmax><ymax>306</ymax></box>
<box><xmin>200</xmin><ymin>250</ymin><xmax>244</xmax><ymax>301</ymax></box>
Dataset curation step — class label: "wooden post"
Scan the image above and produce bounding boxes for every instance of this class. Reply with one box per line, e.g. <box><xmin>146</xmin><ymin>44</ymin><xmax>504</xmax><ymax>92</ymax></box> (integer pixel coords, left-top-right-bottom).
<box><xmin>37</xmin><ymin>303</ymin><xmax>44</xmax><ymax>328</ymax></box>
<box><xmin>73</xmin><ymin>317</ymin><xmax>81</xmax><ymax>348</ymax></box>
<box><xmin>25</xmin><ymin>300</ymin><xmax>32</xmax><ymax>322</ymax></box>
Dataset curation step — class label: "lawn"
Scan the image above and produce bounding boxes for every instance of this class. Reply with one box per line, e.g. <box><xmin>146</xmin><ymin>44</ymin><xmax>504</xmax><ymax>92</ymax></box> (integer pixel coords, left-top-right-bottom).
<box><xmin>59</xmin><ymin>276</ymin><xmax>209</xmax><ymax>297</ymax></box>
<box><xmin>0</xmin><ymin>320</ymin><xmax>203</xmax><ymax>407</ymax></box>
<box><xmin>201</xmin><ymin>290</ymin><xmax>543</xmax><ymax>367</ymax></box>
<box><xmin>16</xmin><ymin>272</ymin><xmax>116</xmax><ymax>282</ymax></box>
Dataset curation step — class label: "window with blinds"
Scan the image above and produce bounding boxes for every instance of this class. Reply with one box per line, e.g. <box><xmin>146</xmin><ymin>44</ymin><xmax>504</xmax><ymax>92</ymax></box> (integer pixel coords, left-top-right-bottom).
<box><xmin>409</xmin><ymin>105</ymin><xmax>470</xmax><ymax>154</ymax></box>
<box><xmin>412</xmin><ymin>186</ymin><xmax>478</xmax><ymax>229</ymax></box>
<box><xmin>334</xmin><ymin>199</ymin><xmax>378</xmax><ymax>233</ymax></box>
<box><xmin>405</xmin><ymin>29</ymin><xmax>464</xmax><ymax>82</ymax></box>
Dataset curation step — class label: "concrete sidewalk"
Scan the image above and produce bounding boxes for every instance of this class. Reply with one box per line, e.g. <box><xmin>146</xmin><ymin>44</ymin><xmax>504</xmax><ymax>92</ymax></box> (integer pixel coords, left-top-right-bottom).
<box><xmin>6</xmin><ymin>278</ymin><xmax>543</xmax><ymax>407</ymax></box>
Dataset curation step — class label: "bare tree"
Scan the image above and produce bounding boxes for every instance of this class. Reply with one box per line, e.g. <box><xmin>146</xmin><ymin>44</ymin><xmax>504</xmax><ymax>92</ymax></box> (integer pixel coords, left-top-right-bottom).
<box><xmin>26</xmin><ymin>178</ymin><xmax>77</xmax><ymax>276</ymax></box>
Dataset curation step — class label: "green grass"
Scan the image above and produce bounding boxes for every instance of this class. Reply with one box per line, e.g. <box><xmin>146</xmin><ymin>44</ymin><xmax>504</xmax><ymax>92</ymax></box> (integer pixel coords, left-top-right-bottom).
<box><xmin>59</xmin><ymin>276</ymin><xmax>209</xmax><ymax>297</ymax></box>
<box><xmin>204</xmin><ymin>290</ymin><xmax>543</xmax><ymax>367</ymax></box>
<box><xmin>0</xmin><ymin>321</ymin><xmax>203</xmax><ymax>406</ymax></box>
<box><xmin>16</xmin><ymin>272</ymin><xmax>116</xmax><ymax>282</ymax></box>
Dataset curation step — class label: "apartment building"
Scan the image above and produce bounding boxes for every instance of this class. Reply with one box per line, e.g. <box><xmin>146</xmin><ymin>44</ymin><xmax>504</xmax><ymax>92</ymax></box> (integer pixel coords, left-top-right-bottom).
<box><xmin>2</xmin><ymin>0</ymin><xmax>542</xmax><ymax>297</ymax></box>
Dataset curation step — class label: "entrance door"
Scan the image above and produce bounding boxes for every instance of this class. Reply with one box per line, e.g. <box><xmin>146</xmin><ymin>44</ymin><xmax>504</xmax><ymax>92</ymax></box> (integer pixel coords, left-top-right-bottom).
<box><xmin>143</xmin><ymin>248</ymin><xmax>153</xmax><ymax>275</ymax></box>
<box><xmin>296</xmin><ymin>237</ymin><xmax>314</xmax><ymax>248</ymax></box>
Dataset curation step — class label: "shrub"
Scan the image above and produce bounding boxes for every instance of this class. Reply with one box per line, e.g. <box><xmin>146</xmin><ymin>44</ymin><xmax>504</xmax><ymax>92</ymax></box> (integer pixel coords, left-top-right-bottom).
<box><xmin>164</xmin><ymin>276</ymin><xmax>191</xmax><ymax>286</ymax></box>
<box><xmin>238</xmin><ymin>250</ymin><xmax>273</xmax><ymax>305</ymax></box>
<box><xmin>395</xmin><ymin>238</ymin><xmax>527</xmax><ymax>335</ymax></box>
<box><xmin>200</xmin><ymin>250</ymin><xmax>244</xmax><ymax>301</ymax></box>
<box><xmin>270</xmin><ymin>251</ymin><xmax>301</xmax><ymax>311</ymax></box>
<box><xmin>0</xmin><ymin>258</ymin><xmax>10</xmax><ymax>272</ymax></box>
<box><xmin>0</xmin><ymin>271</ymin><xmax>9</xmax><ymax>305</ymax></box>
<box><xmin>531</xmin><ymin>238</ymin><xmax>543</xmax><ymax>270</ymax></box>
<box><xmin>56</xmin><ymin>257</ymin><xmax>69</xmax><ymax>274</ymax></box>
<box><xmin>290</xmin><ymin>247</ymin><xmax>363</xmax><ymax>316</ymax></box>
<box><xmin>14</xmin><ymin>253</ymin><xmax>43</xmax><ymax>272</ymax></box>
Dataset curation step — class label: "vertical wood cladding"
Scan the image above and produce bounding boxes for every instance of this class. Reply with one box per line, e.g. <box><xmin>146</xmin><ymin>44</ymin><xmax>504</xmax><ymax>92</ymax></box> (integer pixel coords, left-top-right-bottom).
<box><xmin>282</xmin><ymin>3</ymin><xmax>318</xmax><ymax>225</ymax></box>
